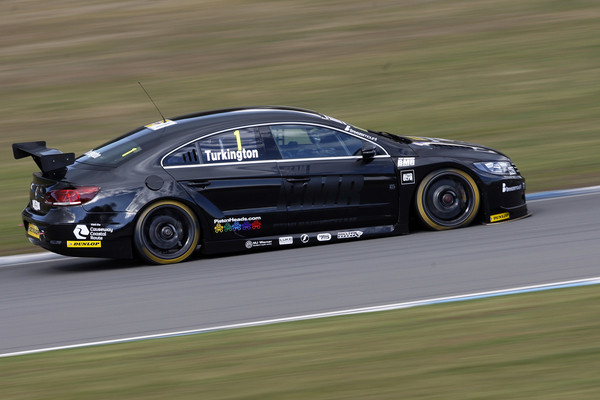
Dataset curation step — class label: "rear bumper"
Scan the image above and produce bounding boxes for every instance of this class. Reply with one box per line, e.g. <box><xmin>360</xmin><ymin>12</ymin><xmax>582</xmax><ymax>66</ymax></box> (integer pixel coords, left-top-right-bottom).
<box><xmin>21</xmin><ymin>206</ymin><xmax>135</xmax><ymax>259</ymax></box>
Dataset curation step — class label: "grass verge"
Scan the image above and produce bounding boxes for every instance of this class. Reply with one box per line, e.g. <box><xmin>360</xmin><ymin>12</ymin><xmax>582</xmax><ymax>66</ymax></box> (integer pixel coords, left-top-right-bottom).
<box><xmin>1</xmin><ymin>285</ymin><xmax>599</xmax><ymax>399</ymax></box>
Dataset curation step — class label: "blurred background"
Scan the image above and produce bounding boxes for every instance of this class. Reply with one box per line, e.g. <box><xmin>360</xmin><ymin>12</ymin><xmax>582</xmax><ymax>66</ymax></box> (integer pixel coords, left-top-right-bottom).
<box><xmin>2</xmin><ymin>0</ymin><xmax>599</xmax><ymax>255</ymax></box>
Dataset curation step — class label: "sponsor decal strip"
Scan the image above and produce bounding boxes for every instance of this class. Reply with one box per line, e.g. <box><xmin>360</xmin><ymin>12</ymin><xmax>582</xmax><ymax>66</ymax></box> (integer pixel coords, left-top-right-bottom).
<box><xmin>3</xmin><ymin>277</ymin><xmax>599</xmax><ymax>358</ymax></box>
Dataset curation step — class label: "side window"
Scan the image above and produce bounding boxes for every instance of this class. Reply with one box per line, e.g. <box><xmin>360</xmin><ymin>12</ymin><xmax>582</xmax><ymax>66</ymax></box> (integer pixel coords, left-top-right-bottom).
<box><xmin>199</xmin><ymin>128</ymin><xmax>265</xmax><ymax>163</ymax></box>
<box><xmin>270</xmin><ymin>125</ymin><xmax>365</xmax><ymax>159</ymax></box>
<box><xmin>163</xmin><ymin>127</ymin><xmax>265</xmax><ymax>166</ymax></box>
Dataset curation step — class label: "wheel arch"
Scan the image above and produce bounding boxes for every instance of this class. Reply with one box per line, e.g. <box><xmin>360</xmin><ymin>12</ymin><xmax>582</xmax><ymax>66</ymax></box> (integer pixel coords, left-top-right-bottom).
<box><xmin>410</xmin><ymin>162</ymin><xmax>485</xmax><ymax>230</ymax></box>
<box><xmin>132</xmin><ymin>197</ymin><xmax>203</xmax><ymax>264</ymax></box>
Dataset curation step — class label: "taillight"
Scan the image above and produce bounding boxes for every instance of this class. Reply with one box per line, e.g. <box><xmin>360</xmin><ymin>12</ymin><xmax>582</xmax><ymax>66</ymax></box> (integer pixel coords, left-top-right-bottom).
<box><xmin>44</xmin><ymin>186</ymin><xmax>99</xmax><ymax>206</ymax></box>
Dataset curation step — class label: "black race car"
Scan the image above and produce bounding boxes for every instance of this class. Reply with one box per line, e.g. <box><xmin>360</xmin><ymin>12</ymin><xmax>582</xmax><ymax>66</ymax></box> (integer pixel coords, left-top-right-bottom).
<box><xmin>13</xmin><ymin>106</ymin><xmax>527</xmax><ymax>264</ymax></box>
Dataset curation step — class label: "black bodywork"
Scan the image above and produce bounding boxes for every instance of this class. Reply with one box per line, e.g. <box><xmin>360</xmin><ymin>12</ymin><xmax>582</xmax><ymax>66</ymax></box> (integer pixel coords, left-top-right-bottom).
<box><xmin>14</xmin><ymin>107</ymin><xmax>528</xmax><ymax>264</ymax></box>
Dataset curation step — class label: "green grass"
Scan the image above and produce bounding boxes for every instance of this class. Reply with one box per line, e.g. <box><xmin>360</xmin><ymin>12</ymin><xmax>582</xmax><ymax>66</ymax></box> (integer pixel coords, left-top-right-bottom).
<box><xmin>2</xmin><ymin>285</ymin><xmax>599</xmax><ymax>399</ymax></box>
<box><xmin>2</xmin><ymin>0</ymin><xmax>600</xmax><ymax>255</ymax></box>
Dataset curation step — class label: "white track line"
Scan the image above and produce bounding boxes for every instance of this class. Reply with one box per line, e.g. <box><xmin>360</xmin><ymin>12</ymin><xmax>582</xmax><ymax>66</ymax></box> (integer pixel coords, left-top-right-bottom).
<box><xmin>2</xmin><ymin>276</ymin><xmax>599</xmax><ymax>358</ymax></box>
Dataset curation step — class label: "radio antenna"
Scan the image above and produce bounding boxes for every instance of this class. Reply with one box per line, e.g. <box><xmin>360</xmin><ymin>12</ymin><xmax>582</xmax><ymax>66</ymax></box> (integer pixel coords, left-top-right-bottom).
<box><xmin>138</xmin><ymin>81</ymin><xmax>166</xmax><ymax>122</ymax></box>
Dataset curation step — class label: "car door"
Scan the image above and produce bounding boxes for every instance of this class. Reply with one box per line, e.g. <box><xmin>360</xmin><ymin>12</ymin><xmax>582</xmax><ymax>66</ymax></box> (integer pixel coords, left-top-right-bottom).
<box><xmin>268</xmin><ymin>124</ymin><xmax>399</xmax><ymax>233</ymax></box>
<box><xmin>162</xmin><ymin>127</ymin><xmax>286</xmax><ymax>240</ymax></box>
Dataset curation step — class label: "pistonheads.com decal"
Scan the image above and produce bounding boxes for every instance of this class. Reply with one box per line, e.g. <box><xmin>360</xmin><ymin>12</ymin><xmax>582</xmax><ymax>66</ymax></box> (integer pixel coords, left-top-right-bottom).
<box><xmin>214</xmin><ymin>216</ymin><xmax>262</xmax><ymax>233</ymax></box>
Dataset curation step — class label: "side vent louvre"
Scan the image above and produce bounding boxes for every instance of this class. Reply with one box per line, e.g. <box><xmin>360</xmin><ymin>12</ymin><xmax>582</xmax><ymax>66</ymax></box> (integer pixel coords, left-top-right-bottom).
<box><xmin>182</xmin><ymin>149</ymin><xmax>199</xmax><ymax>164</ymax></box>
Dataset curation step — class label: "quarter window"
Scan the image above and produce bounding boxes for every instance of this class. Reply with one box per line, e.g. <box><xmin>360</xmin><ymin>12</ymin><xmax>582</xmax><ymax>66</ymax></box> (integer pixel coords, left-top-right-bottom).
<box><xmin>270</xmin><ymin>125</ymin><xmax>365</xmax><ymax>159</ymax></box>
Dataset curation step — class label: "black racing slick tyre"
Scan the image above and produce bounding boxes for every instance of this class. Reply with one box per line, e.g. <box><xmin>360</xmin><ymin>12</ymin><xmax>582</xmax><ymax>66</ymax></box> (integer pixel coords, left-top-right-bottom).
<box><xmin>416</xmin><ymin>168</ymin><xmax>480</xmax><ymax>230</ymax></box>
<box><xmin>134</xmin><ymin>200</ymin><xmax>200</xmax><ymax>264</ymax></box>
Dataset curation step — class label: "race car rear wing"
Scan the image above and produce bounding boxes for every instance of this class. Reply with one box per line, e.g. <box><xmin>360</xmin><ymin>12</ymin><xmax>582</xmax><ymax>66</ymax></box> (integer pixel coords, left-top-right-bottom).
<box><xmin>12</xmin><ymin>141</ymin><xmax>75</xmax><ymax>174</ymax></box>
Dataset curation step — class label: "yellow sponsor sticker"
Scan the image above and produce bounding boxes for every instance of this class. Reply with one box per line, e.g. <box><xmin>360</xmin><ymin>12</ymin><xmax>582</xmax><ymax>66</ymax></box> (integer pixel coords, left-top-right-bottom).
<box><xmin>67</xmin><ymin>241</ymin><xmax>102</xmax><ymax>248</ymax></box>
<box><xmin>27</xmin><ymin>224</ymin><xmax>40</xmax><ymax>239</ymax></box>
<box><xmin>490</xmin><ymin>212</ymin><xmax>510</xmax><ymax>223</ymax></box>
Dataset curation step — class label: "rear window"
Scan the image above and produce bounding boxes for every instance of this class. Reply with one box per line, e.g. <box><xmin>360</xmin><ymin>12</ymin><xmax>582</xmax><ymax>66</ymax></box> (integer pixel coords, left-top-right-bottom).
<box><xmin>76</xmin><ymin>127</ymin><xmax>159</xmax><ymax>166</ymax></box>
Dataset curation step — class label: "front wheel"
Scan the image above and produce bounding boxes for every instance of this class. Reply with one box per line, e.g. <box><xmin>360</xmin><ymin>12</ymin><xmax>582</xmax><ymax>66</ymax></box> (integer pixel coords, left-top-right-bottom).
<box><xmin>415</xmin><ymin>169</ymin><xmax>480</xmax><ymax>230</ymax></box>
<box><xmin>134</xmin><ymin>200</ymin><xmax>200</xmax><ymax>264</ymax></box>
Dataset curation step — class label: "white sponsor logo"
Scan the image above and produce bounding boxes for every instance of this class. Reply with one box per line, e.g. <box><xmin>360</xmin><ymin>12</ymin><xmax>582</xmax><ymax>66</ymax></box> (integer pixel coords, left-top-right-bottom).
<box><xmin>397</xmin><ymin>157</ymin><xmax>415</xmax><ymax>167</ymax></box>
<box><xmin>317</xmin><ymin>233</ymin><xmax>331</xmax><ymax>242</ymax></box>
<box><xmin>74</xmin><ymin>223</ymin><xmax>113</xmax><ymax>241</ymax></box>
<box><xmin>502</xmin><ymin>183</ymin><xmax>523</xmax><ymax>193</ymax></box>
<box><xmin>31</xmin><ymin>199</ymin><xmax>41</xmax><ymax>211</ymax></box>
<box><xmin>245</xmin><ymin>240</ymin><xmax>273</xmax><ymax>249</ymax></box>
<box><xmin>300</xmin><ymin>234</ymin><xmax>309</xmax><ymax>243</ymax></box>
<box><xmin>279</xmin><ymin>236</ymin><xmax>293</xmax><ymax>245</ymax></box>
<box><xmin>337</xmin><ymin>231</ymin><xmax>363</xmax><ymax>239</ymax></box>
<box><xmin>88</xmin><ymin>223</ymin><xmax>114</xmax><ymax>240</ymax></box>
<box><xmin>73</xmin><ymin>224</ymin><xmax>89</xmax><ymax>239</ymax></box>
<box><xmin>344</xmin><ymin>125</ymin><xmax>378</xmax><ymax>141</ymax></box>
<box><xmin>401</xmin><ymin>170</ymin><xmax>415</xmax><ymax>185</ymax></box>
<box><xmin>204</xmin><ymin>148</ymin><xmax>259</xmax><ymax>162</ymax></box>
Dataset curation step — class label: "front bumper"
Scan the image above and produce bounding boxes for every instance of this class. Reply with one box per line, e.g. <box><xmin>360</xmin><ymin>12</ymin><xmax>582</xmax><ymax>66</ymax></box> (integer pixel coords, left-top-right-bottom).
<box><xmin>480</xmin><ymin>175</ymin><xmax>528</xmax><ymax>223</ymax></box>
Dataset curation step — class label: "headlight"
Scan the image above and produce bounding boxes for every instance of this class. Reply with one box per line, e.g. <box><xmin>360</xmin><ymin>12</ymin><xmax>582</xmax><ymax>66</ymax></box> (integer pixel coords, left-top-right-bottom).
<box><xmin>474</xmin><ymin>161</ymin><xmax>517</xmax><ymax>176</ymax></box>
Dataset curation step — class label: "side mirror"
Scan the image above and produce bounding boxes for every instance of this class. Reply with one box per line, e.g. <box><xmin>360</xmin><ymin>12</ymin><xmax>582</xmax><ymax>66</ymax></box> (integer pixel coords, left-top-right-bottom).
<box><xmin>361</xmin><ymin>142</ymin><xmax>377</xmax><ymax>160</ymax></box>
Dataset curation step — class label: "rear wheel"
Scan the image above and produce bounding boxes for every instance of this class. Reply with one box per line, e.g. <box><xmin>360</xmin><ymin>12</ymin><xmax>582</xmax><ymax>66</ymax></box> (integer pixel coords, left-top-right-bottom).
<box><xmin>134</xmin><ymin>200</ymin><xmax>200</xmax><ymax>264</ymax></box>
<box><xmin>416</xmin><ymin>168</ymin><xmax>480</xmax><ymax>230</ymax></box>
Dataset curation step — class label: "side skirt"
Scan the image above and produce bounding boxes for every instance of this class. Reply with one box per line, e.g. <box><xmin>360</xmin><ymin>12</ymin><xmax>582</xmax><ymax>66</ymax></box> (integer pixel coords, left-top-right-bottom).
<box><xmin>201</xmin><ymin>224</ymin><xmax>406</xmax><ymax>255</ymax></box>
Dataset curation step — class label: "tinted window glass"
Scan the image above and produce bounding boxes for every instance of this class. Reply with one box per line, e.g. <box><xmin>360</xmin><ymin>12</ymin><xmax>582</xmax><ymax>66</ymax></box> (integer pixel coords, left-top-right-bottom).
<box><xmin>200</xmin><ymin>128</ymin><xmax>264</xmax><ymax>163</ymax></box>
<box><xmin>163</xmin><ymin>142</ymin><xmax>201</xmax><ymax>166</ymax></box>
<box><xmin>164</xmin><ymin>127</ymin><xmax>265</xmax><ymax>166</ymax></box>
<box><xmin>270</xmin><ymin>125</ymin><xmax>364</xmax><ymax>159</ymax></box>
<box><xmin>77</xmin><ymin>127</ymin><xmax>155</xmax><ymax>166</ymax></box>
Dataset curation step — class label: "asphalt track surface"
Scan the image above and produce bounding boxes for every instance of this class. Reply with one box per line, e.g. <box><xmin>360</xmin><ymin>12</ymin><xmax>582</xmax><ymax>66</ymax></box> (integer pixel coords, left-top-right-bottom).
<box><xmin>1</xmin><ymin>191</ymin><xmax>599</xmax><ymax>355</ymax></box>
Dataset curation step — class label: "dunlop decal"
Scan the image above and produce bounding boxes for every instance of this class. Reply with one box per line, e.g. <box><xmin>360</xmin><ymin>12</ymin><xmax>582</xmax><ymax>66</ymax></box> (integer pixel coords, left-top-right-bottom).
<box><xmin>490</xmin><ymin>212</ymin><xmax>510</xmax><ymax>223</ymax></box>
<box><xmin>67</xmin><ymin>241</ymin><xmax>102</xmax><ymax>248</ymax></box>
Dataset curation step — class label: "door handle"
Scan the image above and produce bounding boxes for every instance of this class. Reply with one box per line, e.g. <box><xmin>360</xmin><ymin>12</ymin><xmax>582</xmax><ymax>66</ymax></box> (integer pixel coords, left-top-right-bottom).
<box><xmin>286</xmin><ymin>177</ymin><xmax>310</xmax><ymax>183</ymax></box>
<box><xmin>187</xmin><ymin>180</ymin><xmax>211</xmax><ymax>189</ymax></box>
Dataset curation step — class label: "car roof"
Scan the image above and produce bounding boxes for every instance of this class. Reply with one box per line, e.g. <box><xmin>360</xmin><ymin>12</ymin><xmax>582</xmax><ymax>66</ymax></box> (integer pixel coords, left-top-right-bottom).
<box><xmin>132</xmin><ymin>106</ymin><xmax>349</xmax><ymax>146</ymax></box>
<box><xmin>171</xmin><ymin>106</ymin><xmax>329</xmax><ymax>122</ymax></box>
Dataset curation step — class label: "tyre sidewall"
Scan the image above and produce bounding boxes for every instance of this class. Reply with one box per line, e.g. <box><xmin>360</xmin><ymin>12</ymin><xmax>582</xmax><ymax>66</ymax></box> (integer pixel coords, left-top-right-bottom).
<box><xmin>416</xmin><ymin>168</ymin><xmax>480</xmax><ymax>230</ymax></box>
<box><xmin>134</xmin><ymin>200</ymin><xmax>200</xmax><ymax>264</ymax></box>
